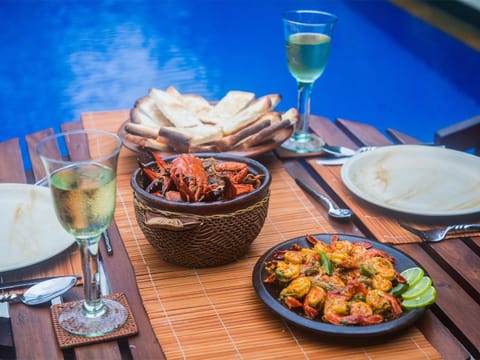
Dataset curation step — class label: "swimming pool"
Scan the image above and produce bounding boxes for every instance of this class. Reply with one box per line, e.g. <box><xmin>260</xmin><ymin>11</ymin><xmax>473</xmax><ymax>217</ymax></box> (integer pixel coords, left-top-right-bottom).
<box><xmin>1</xmin><ymin>0</ymin><xmax>479</xmax><ymax>168</ymax></box>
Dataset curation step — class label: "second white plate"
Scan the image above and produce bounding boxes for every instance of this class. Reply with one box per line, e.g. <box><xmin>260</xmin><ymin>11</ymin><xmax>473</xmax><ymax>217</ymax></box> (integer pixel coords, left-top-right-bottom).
<box><xmin>341</xmin><ymin>145</ymin><xmax>480</xmax><ymax>217</ymax></box>
<box><xmin>0</xmin><ymin>183</ymin><xmax>75</xmax><ymax>272</ymax></box>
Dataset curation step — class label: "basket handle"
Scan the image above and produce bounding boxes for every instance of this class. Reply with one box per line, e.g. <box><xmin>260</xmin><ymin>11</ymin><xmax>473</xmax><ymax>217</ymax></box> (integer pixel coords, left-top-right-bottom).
<box><xmin>144</xmin><ymin>211</ymin><xmax>202</xmax><ymax>231</ymax></box>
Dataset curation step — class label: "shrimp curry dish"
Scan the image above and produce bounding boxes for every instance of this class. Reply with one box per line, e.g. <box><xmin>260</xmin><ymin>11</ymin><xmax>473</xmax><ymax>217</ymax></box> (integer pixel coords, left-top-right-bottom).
<box><xmin>263</xmin><ymin>234</ymin><xmax>406</xmax><ymax>326</ymax></box>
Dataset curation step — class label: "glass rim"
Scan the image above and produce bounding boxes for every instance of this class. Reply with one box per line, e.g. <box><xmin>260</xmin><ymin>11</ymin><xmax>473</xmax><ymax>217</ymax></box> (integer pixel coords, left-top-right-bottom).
<box><xmin>36</xmin><ymin>128</ymin><xmax>123</xmax><ymax>165</ymax></box>
<box><xmin>282</xmin><ymin>10</ymin><xmax>338</xmax><ymax>25</ymax></box>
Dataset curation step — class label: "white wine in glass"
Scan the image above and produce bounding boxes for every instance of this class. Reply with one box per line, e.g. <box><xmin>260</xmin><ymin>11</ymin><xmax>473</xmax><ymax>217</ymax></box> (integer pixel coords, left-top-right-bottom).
<box><xmin>281</xmin><ymin>10</ymin><xmax>337</xmax><ymax>153</ymax></box>
<box><xmin>37</xmin><ymin>129</ymin><xmax>127</xmax><ymax>337</ymax></box>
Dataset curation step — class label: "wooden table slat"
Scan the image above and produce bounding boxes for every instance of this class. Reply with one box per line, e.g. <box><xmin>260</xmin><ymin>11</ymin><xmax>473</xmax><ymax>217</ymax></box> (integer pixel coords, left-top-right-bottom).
<box><xmin>336</xmin><ymin>117</ymin><xmax>393</xmax><ymax>146</ymax></box>
<box><xmin>430</xmin><ymin>239</ymin><xmax>480</xmax><ymax>295</ymax></box>
<box><xmin>26</xmin><ymin>128</ymin><xmax>55</xmax><ymax>181</ymax></box>
<box><xmin>397</xmin><ymin>243</ymin><xmax>479</xmax><ymax>355</ymax></box>
<box><xmin>10</xmin><ymin>303</ymin><xmax>64</xmax><ymax>359</ymax></box>
<box><xmin>0</xmin><ymin>138</ymin><xmax>27</xmax><ymax>183</ymax></box>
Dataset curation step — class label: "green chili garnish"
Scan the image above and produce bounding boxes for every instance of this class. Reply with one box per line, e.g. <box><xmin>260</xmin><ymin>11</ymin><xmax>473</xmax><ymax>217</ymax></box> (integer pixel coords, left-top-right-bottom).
<box><xmin>319</xmin><ymin>252</ymin><xmax>332</xmax><ymax>275</ymax></box>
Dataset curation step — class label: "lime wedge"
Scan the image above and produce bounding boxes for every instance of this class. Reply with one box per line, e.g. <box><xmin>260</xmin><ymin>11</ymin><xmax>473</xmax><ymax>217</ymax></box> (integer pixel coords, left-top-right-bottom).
<box><xmin>402</xmin><ymin>286</ymin><xmax>437</xmax><ymax>309</ymax></box>
<box><xmin>401</xmin><ymin>276</ymin><xmax>432</xmax><ymax>300</ymax></box>
<box><xmin>400</xmin><ymin>267</ymin><xmax>424</xmax><ymax>287</ymax></box>
<box><xmin>390</xmin><ymin>283</ymin><xmax>409</xmax><ymax>297</ymax></box>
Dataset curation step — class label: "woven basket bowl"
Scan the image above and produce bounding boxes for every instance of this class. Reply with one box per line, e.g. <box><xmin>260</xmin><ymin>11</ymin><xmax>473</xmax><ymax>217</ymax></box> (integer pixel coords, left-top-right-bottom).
<box><xmin>130</xmin><ymin>153</ymin><xmax>271</xmax><ymax>267</ymax></box>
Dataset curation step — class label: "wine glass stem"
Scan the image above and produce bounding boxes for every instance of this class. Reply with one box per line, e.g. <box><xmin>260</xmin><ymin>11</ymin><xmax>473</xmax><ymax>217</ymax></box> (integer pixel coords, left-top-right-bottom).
<box><xmin>296</xmin><ymin>82</ymin><xmax>313</xmax><ymax>141</ymax></box>
<box><xmin>78</xmin><ymin>236</ymin><xmax>104</xmax><ymax>315</ymax></box>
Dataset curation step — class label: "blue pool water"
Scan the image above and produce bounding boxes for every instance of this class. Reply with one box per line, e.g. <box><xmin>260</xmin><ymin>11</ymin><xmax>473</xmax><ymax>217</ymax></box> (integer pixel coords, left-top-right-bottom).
<box><xmin>1</xmin><ymin>0</ymin><xmax>479</xmax><ymax>168</ymax></box>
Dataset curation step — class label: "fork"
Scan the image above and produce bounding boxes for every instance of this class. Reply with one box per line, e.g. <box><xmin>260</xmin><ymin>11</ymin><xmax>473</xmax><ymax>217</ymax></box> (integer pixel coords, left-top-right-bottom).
<box><xmin>399</xmin><ymin>223</ymin><xmax>480</xmax><ymax>242</ymax></box>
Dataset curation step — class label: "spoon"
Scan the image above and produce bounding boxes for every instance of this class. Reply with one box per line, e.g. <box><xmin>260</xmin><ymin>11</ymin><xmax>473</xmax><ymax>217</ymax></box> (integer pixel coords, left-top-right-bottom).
<box><xmin>0</xmin><ymin>276</ymin><xmax>77</xmax><ymax>306</ymax></box>
<box><xmin>321</xmin><ymin>145</ymin><xmax>376</xmax><ymax>157</ymax></box>
<box><xmin>295</xmin><ymin>178</ymin><xmax>352</xmax><ymax>220</ymax></box>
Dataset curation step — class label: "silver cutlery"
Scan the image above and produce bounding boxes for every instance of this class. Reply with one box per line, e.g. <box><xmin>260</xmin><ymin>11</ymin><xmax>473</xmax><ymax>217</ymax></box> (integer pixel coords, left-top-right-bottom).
<box><xmin>102</xmin><ymin>230</ymin><xmax>113</xmax><ymax>255</ymax></box>
<box><xmin>0</xmin><ymin>301</ymin><xmax>9</xmax><ymax>319</ymax></box>
<box><xmin>295</xmin><ymin>178</ymin><xmax>352</xmax><ymax>220</ymax></box>
<box><xmin>50</xmin><ymin>296</ymin><xmax>63</xmax><ymax>305</ymax></box>
<box><xmin>399</xmin><ymin>223</ymin><xmax>480</xmax><ymax>242</ymax></box>
<box><xmin>321</xmin><ymin>145</ymin><xmax>377</xmax><ymax>157</ymax></box>
<box><xmin>0</xmin><ymin>276</ymin><xmax>77</xmax><ymax>306</ymax></box>
<box><xmin>315</xmin><ymin>146</ymin><xmax>375</xmax><ymax>166</ymax></box>
<box><xmin>315</xmin><ymin>157</ymin><xmax>351</xmax><ymax>166</ymax></box>
<box><xmin>0</xmin><ymin>275</ymin><xmax>81</xmax><ymax>292</ymax></box>
<box><xmin>316</xmin><ymin>144</ymin><xmax>443</xmax><ymax>166</ymax></box>
<box><xmin>99</xmin><ymin>257</ymin><xmax>112</xmax><ymax>296</ymax></box>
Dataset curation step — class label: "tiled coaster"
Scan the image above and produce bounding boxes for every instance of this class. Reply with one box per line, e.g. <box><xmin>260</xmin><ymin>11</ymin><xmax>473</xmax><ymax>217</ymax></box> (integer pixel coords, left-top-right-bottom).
<box><xmin>51</xmin><ymin>293</ymin><xmax>138</xmax><ymax>349</ymax></box>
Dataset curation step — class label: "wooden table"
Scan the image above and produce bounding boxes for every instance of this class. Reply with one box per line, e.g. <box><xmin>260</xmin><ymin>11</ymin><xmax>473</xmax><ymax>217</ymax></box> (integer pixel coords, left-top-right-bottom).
<box><xmin>1</xmin><ymin>111</ymin><xmax>478</xmax><ymax>359</ymax></box>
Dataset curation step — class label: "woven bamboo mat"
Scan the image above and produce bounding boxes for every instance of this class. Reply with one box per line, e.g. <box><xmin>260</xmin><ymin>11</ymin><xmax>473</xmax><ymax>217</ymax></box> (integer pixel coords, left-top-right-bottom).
<box><xmin>82</xmin><ymin>110</ymin><xmax>441</xmax><ymax>359</ymax></box>
<box><xmin>307</xmin><ymin>161</ymin><xmax>420</xmax><ymax>244</ymax></box>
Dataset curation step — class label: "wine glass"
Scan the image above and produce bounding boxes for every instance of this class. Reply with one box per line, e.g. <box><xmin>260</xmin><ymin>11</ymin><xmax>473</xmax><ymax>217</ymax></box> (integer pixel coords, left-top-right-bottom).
<box><xmin>37</xmin><ymin>129</ymin><xmax>127</xmax><ymax>337</ymax></box>
<box><xmin>281</xmin><ymin>10</ymin><xmax>337</xmax><ymax>153</ymax></box>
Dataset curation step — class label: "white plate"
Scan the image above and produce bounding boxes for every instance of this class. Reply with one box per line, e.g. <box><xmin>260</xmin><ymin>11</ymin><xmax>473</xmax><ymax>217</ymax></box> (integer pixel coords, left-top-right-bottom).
<box><xmin>0</xmin><ymin>184</ymin><xmax>75</xmax><ymax>272</ymax></box>
<box><xmin>341</xmin><ymin>145</ymin><xmax>480</xmax><ymax>216</ymax></box>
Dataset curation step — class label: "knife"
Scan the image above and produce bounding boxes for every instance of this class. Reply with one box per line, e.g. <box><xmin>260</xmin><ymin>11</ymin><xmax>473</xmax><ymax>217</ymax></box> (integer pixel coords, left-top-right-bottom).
<box><xmin>102</xmin><ymin>230</ymin><xmax>113</xmax><ymax>256</ymax></box>
<box><xmin>0</xmin><ymin>275</ymin><xmax>81</xmax><ymax>292</ymax></box>
<box><xmin>315</xmin><ymin>157</ymin><xmax>350</xmax><ymax>166</ymax></box>
<box><xmin>99</xmin><ymin>258</ymin><xmax>112</xmax><ymax>296</ymax></box>
<box><xmin>0</xmin><ymin>302</ymin><xmax>9</xmax><ymax>319</ymax></box>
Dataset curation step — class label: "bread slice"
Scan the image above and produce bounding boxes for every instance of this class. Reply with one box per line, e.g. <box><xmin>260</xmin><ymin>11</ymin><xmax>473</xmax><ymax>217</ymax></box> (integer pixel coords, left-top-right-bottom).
<box><xmin>124</xmin><ymin>133</ymin><xmax>171</xmax><ymax>152</ymax></box>
<box><xmin>281</xmin><ymin>107</ymin><xmax>300</xmax><ymax>125</ymax></box>
<box><xmin>125</xmin><ymin>122</ymin><xmax>160</xmax><ymax>139</ymax></box>
<box><xmin>132</xmin><ymin>96</ymin><xmax>172</xmax><ymax>127</ymax></box>
<box><xmin>237</xmin><ymin>108</ymin><xmax>299</xmax><ymax>149</ymax></box>
<box><xmin>159</xmin><ymin>125</ymin><xmax>223</xmax><ymax>146</ymax></box>
<box><xmin>238</xmin><ymin>119</ymin><xmax>292</xmax><ymax>149</ymax></box>
<box><xmin>221</xmin><ymin>95</ymin><xmax>272</xmax><ymax>135</ymax></box>
<box><xmin>180</xmin><ymin>94</ymin><xmax>213</xmax><ymax>117</ymax></box>
<box><xmin>266</xmin><ymin>94</ymin><xmax>282</xmax><ymax>108</ymax></box>
<box><xmin>201</xmin><ymin>90</ymin><xmax>255</xmax><ymax>125</ymax></box>
<box><xmin>149</xmin><ymin>88</ymin><xmax>202</xmax><ymax>128</ymax></box>
<box><xmin>214</xmin><ymin>117</ymin><xmax>272</xmax><ymax>151</ymax></box>
<box><xmin>165</xmin><ymin>86</ymin><xmax>213</xmax><ymax>117</ymax></box>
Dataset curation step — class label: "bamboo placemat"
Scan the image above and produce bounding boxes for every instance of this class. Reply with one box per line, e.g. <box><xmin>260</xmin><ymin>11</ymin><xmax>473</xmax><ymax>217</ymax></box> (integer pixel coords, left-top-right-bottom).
<box><xmin>307</xmin><ymin>161</ymin><xmax>421</xmax><ymax>244</ymax></box>
<box><xmin>82</xmin><ymin>110</ymin><xmax>441</xmax><ymax>359</ymax></box>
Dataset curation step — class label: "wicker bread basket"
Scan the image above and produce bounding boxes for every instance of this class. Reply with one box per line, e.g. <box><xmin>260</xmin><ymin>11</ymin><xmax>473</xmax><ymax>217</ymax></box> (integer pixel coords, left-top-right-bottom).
<box><xmin>130</xmin><ymin>153</ymin><xmax>271</xmax><ymax>267</ymax></box>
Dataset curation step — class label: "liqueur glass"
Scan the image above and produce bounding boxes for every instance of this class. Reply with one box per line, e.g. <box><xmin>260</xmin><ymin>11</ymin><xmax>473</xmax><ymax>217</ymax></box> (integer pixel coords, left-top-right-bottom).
<box><xmin>37</xmin><ymin>129</ymin><xmax>127</xmax><ymax>337</ymax></box>
<box><xmin>281</xmin><ymin>10</ymin><xmax>337</xmax><ymax>153</ymax></box>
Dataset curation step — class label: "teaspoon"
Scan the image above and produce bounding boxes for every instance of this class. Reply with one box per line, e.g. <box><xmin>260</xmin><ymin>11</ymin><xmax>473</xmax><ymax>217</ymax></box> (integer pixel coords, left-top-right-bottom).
<box><xmin>0</xmin><ymin>276</ymin><xmax>77</xmax><ymax>306</ymax></box>
<box><xmin>295</xmin><ymin>178</ymin><xmax>352</xmax><ymax>220</ymax></box>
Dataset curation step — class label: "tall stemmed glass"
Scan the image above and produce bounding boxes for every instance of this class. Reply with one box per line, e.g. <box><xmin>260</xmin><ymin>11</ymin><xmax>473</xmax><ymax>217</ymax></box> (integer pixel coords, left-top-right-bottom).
<box><xmin>281</xmin><ymin>10</ymin><xmax>337</xmax><ymax>153</ymax></box>
<box><xmin>37</xmin><ymin>129</ymin><xmax>127</xmax><ymax>337</ymax></box>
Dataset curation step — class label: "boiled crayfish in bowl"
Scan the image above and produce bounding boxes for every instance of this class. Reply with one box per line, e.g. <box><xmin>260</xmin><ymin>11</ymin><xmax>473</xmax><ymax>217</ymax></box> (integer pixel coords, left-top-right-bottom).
<box><xmin>130</xmin><ymin>152</ymin><xmax>271</xmax><ymax>267</ymax></box>
<box><xmin>138</xmin><ymin>151</ymin><xmax>263</xmax><ymax>203</ymax></box>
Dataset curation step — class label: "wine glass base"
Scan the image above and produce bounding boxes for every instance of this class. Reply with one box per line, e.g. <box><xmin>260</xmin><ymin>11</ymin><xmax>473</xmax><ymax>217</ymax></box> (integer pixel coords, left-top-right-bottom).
<box><xmin>281</xmin><ymin>133</ymin><xmax>325</xmax><ymax>154</ymax></box>
<box><xmin>58</xmin><ymin>298</ymin><xmax>128</xmax><ymax>337</ymax></box>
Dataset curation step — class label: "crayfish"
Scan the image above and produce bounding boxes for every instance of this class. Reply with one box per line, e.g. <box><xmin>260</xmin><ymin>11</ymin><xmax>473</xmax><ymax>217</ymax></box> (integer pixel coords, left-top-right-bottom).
<box><xmin>139</xmin><ymin>151</ymin><xmax>263</xmax><ymax>202</ymax></box>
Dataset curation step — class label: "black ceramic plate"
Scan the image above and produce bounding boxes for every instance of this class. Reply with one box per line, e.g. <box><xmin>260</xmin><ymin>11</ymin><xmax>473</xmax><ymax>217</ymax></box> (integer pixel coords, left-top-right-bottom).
<box><xmin>252</xmin><ymin>234</ymin><xmax>427</xmax><ymax>338</ymax></box>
